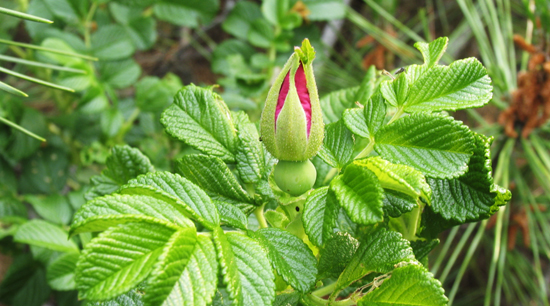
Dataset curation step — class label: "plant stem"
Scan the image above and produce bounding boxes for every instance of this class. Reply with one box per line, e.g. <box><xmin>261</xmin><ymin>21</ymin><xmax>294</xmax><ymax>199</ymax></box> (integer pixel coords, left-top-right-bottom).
<box><xmin>254</xmin><ymin>203</ymin><xmax>268</xmax><ymax>229</ymax></box>
<box><xmin>387</xmin><ymin>108</ymin><xmax>404</xmax><ymax>125</ymax></box>
<box><xmin>312</xmin><ymin>282</ymin><xmax>337</xmax><ymax>297</ymax></box>
<box><xmin>84</xmin><ymin>1</ymin><xmax>98</xmax><ymax>48</ymax></box>
<box><xmin>354</xmin><ymin>138</ymin><xmax>374</xmax><ymax>160</ymax></box>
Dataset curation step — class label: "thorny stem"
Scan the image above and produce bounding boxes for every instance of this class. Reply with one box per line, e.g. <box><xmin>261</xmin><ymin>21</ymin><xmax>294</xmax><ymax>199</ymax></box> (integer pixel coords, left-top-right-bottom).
<box><xmin>254</xmin><ymin>203</ymin><xmax>268</xmax><ymax>229</ymax></box>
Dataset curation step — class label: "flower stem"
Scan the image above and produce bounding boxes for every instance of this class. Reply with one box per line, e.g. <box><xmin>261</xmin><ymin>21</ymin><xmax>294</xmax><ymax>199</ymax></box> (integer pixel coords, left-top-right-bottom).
<box><xmin>312</xmin><ymin>282</ymin><xmax>337</xmax><ymax>297</ymax></box>
<box><xmin>254</xmin><ymin>203</ymin><xmax>268</xmax><ymax>229</ymax></box>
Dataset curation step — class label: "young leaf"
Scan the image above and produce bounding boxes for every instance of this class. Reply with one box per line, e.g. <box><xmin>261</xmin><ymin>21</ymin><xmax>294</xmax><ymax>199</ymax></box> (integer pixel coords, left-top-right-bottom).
<box><xmin>161</xmin><ymin>235</ymin><xmax>218</xmax><ymax>306</ymax></box>
<box><xmin>264</xmin><ymin>209</ymin><xmax>289</xmax><ymax>229</ymax></box>
<box><xmin>380</xmin><ymin>72</ymin><xmax>409</xmax><ymax>108</ymax></box>
<box><xmin>234</xmin><ymin>111</ymin><xmax>272</xmax><ymax>184</ymax></box>
<box><xmin>176</xmin><ymin>154</ymin><xmax>252</xmax><ymax>204</ymax></box>
<box><xmin>253</xmin><ymin>228</ymin><xmax>317</xmax><ymax>292</ymax></box>
<box><xmin>86</xmin><ymin>145</ymin><xmax>154</xmax><ymax>200</ymax></box>
<box><xmin>358</xmin><ymin>264</ymin><xmax>447</xmax><ymax>306</ymax></box>
<box><xmin>14</xmin><ymin>220</ymin><xmax>79</xmax><ymax>253</ymax></box>
<box><xmin>375</xmin><ymin>113</ymin><xmax>475</xmax><ymax>179</ymax></box>
<box><xmin>71</xmin><ymin>194</ymin><xmax>194</xmax><ymax>236</ymax></box>
<box><xmin>317</xmin><ymin>232</ymin><xmax>359</xmax><ymax>279</ymax></box>
<box><xmin>404</xmin><ymin>58</ymin><xmax>492</xmax><ymax>112</ymax></box>
<box><xmin>427</xmin><ymin>133</ymin><xmax>511</xmax><ymax>223</ymax></box>
<box><xmin>76</xmin><ymin>222</ymin><xmax>178</xmax><ymax>300</ymax></box>
<box><xmin>302</xmin><ymin>187</ymin><xmax>339</xmax><ymax>247</ymax></box>
<box><xmin>215</xmin><ymin>201</ymin><xmax>248</xmax><ymax>230</ymax></box>
<box><xmin>415</xmin><ymin>36</ymin><xmax>449</xmax><ymax>68</ymax></box>
<box><xmin>145</xmin><ymin>227</ymin><xmax>197</xmax><ymax>306</ymax></box>
<box><xmin>318</xmin><ymin>120</ymin><xmax>355</xmax><ymax>169</ymax></box>
<box><xmin>124</xmin><ymin>171</ymin><xmax>220</xmax><ymax>229</ymax></box>
<box><xmin>46</xmin><ymin>252</ymin><xmax>79</xmax><ymax>291</ymax></box>
<box><xmin>343</xmin><ymin>92</ymin><xmax>386</xmax><ymax>139</ymax></box>
<box><xmin>214</xmin><ymin>228</ymin><xmax>275</xmax><ymax>306</ymax></box>
<box><xmin>333</xmin><ymin>229</ymin><xmax>416</xmax><ymax>296</ymax></box>
<box><xmin>161</xmin><ymin>85</ymin><xmax>237</xmax><ymax>162</ymax></box>
<box><xmin>330</xmin><ymin>162</ymin><xmax>384</xmax><ymax>225</ymax></box>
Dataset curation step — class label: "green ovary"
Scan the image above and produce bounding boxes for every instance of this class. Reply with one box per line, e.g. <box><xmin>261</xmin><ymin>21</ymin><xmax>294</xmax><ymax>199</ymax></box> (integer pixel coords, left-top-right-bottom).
<box><xmin>273</xmin><ymin>160</ymin><xmax>317</xmax><ymax>196</ymax></box>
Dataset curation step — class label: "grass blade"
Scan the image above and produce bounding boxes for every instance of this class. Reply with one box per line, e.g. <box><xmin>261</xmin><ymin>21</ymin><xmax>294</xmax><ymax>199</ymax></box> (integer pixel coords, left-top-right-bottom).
<box><xmin>0</xmin><ymin>116</ymin><xmax>46</xmax><ymax>141</ymax></box>
<box><xmin>0</xmin><ymin>54</ymin><xmax>87</xmax><ymax>74</ymax></box>
<box><xmin>0</xmin><ymin>38</ymin><xmax>97</xmax><ymax>61</ymax></box>
<box><xmin>0</xmin><ymin>66</ymin><xmax>75</xmax><ymax>92</ymax></box>
<box><xmin>0</xmin><ymin>7</ymin><xmax>53</xmax><ymax>24</ymax></box>
<box><xmin>0</xmin><ymin>80</ymin><xmax>28</xmax><ymax>97</ymax></box>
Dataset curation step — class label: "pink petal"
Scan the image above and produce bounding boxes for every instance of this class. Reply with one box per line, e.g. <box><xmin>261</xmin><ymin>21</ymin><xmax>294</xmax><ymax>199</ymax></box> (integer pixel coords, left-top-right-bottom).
<box><xmin>295</xmin><ymin>64</ymin><xmax>312</xmax><ymax>136</ymax></box>
<box><xmin>275</xmin><ymin>71</ymin><xmax>290</xmax><ymax>124</ymax></box>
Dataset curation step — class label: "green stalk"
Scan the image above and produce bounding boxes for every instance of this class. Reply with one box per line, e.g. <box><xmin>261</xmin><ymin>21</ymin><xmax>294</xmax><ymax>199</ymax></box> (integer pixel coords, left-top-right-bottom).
<box><xmin>312</xmin><ymin>282</ymin><xmax>337</xmax><ymax>297</ymax></box>
<box><xmin>0</xmin><ymin>80</ymin><xmax>28</xmax><ymax>97</ymax></box>
<box><xmin>254</xmin><ymin>204</ymin><xmax>268</xmax><ymax>229</ymax></box>
<box><xmin>354</xmin><ymin>138</ymin><xmax>374</xmax><ymax>160</ymax></box>
<box><xmin>0</xmin><ymin>6</ymin><xmax>52</xmax><ymax>23</ymax></box>
<box><xmin>0</xmin><ymin>116</ymin><xmax>46</xmax><ymax>141</ymax></box>
<box><xmin>84</xmin><ymin>1</ymin><xmax>98</xmax><ymax>48</ymax></box>
<box><xmin>0</xmin><ymin>66</ymin><xmax>74</xmax><ymax>92</ymax></box>
<box><xmin>0</xmin><ymin>54</ymin><xmax>87</xmax><ymax>73</ymax></box>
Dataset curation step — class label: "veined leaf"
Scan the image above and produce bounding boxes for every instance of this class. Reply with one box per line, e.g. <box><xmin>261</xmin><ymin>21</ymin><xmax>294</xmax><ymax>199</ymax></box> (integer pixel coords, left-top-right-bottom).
<box><xmin>333</xmin><ymin>229</ymin><xmax>415</xmax><ymax>296</ymax></box>
<box><xmin>176</xmin><ymin>154</ymin><xmax>252</xmax><ymax>204</ymax></box>
<box><xmin>330</xmin><ymin>163</ymin><xmax>384</xmax><ymax>225</ymax></box>
<box><xmin>124</xmin><ymin>171</ymin><xmax>220</xmax><ymax>228</ymax></box>
<box><xmin>415</xmin><ymin>36</ymin><xmax>448</xmax><ymax>68</ymax></box>
<box><xmin>273</xmin><ymin>292</ymin><xmax>300</xmax><ymax>306</ymax></box>
<box><xmin>161</xmin><ymin>235</ymin><xmax>218</xmax><ymax>306</ymax></box>
<box><xmin>86</xmin><ymin>145</ymin><xmax>154</xmax><ymax>200</ymax></box>
<box><xmin>343</xmin><ymin>92</ymin><xmax>386</xmax><ymax>139</ymax></box>
<box><xmin>382</xmin><ymin>189</ymin><xmax>418</xmax><ymax>218</ymax></box>
<box><xmin>14</xmin><ymin>220</ymin><xmax>78</xmax><ymax>253</ymax></box>
<box><xmin>88</xmin><ymin>290</ymin><xmax>144</xmax><ymax>306</ymax></box>
<box><xmin>358</xmin><ymin>264</ymin><xmax>447</xmax><ymax>306</ymax></box>
<box><xmin>410</xmin><ymin>239</ymin><xmax>439</xmax><ymax>263</ymax></box>
<box><xmin>215</xmin><ymin>201</ymin><xmax>248</xmax><ymax>230</ymax></box>
<box><xmin>222</xmin><ymin>1</ymin><xmax>262</xmax><ymax>40</ymax></box>
<box><xmin>380</xmin><ymin>72</ymin><xmax>408</xmax><ymax>108</ymax></box>
<box><xmin>253</xmin><ymin>228</ymin><xmax>317</xmax><ymax>292</ymax></box>
<box><xmin>302</xmin><ymin>187</ymin><xmax>339</xmax><ymax>247</ymax></box>
<box><xmin>71</xmin><ymin>194</ymin><xmax>193</xmax><ymax>236</ymax></box>
<box><xmin>317</xmin><ymin>232</ymin><xmax>359</xmax><ymax>279</ymax></box>
<box><xmin>318</xmin><ymin>120</ymin><xmax>354</xmax><ymax>169</ymax></box>
<box><xmin>428</xmin><ymin>133</ymin><xmax>511</xmax><ymax>223</ymax></box>
<box><xmin>404</xmin><ymin>58</ymin><xmax>492</xmax><ymax>112</ymax></box>
<box><xmin>161</xmin><ymin>85</ymin><xmax>237</xmax><ymax>162</ymax></box>
<box><xmin>145</xmin><ymin>227</ymin><xmax>197</xmax><ymax>306</ymax></box>
<box><xmin>264</xmin><ymin>209</ymin><xmax>289</xmax><ymax>229</ymax></box>
<box><xmin>375</xmin><ymin>113</ymin><xmax>475</xmax><ymax>179</ymax></box>
<box><xmin>214</xmin><ymin>228</ymin><xmax>275</xmax><ymax>306</ymax></box>
<box><xmin>46</xmin><ymin>252</ymin><xmax>79</xmax><ymax>291</ymax></box>
<box><xmin>320</xmin><ymin>86</ymin><xmax>359</xmax><ymax>124</ymax></box>
<box><xmin>76</xmin><ymin>222</ymin><xmax>178</xmax><ymax>300</ymax></box>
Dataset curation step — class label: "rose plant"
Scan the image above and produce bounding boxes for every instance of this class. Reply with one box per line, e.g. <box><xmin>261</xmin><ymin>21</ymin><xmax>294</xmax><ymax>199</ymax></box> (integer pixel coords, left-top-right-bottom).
<box><xmin>68</xmin><ymin>37</ymin><xmax>510</xmax><ymax>306</ymax></box>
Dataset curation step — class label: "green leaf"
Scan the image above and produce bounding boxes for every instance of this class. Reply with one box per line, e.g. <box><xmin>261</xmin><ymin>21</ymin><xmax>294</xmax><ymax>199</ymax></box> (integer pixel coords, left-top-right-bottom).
<box><xmin>161</xmin><ymin>85</ymin><xmax>237</xmax><ymax>162</ymax></box>
<box><xmin>215</xmin><ymin>201</ymin><xmax>248</xmax><ymax>230</ymax></box>
<box><xmin>0</xmin><ymin>255</ymin><xmax>50</xmax><ymax>306</ymax></box>
<box><xmin>302</xmin><ymin>0</ymin><xmax>346</xmax><ymax>21</ymax></box>
<box><xmin>19</xmin><ymin>147</ymin><xmax>69</xmax><ymax>194</ymax></box>
<box><xmin>374</xmin><ymin>113</ymin><xmax>475</xmax><ymax>179</ymax></box>
<box><xmin>70</xmin><ymin>194</ymin><xmax>194</xmax><ymax>236</ymax></box>
<box><xmin>211</xmin><ymin>40</ymin><xmax>255</xmax><ymax>74</ymax></box>
<box><xmin>0</xmin><ymin>196</ymin><xmax>26</xmax><ymax>219</ymax></box>
<box><xmin>302</xmin><ymin>187</ymin><xmax>339</xmax><ymax>247</ymax></box>
<box><xmin>273</xmin><ymin>292</ymin><xmax>300</xmax><ymax>306</ymax></box>
<box><xmin>214</xmin><ymin>228</ymin><xmax>275</xmax><ymax>306</ymax></box>
<box><xmin>320</xmin><ymin>86</ymin><xmax>360</xmax><ymax>124</ymax></box>
<box><xmin>410</xmin><ymin>239</ymin><xmax>439</xmax><ymax>263</ymax></box>
<box><xmin>318</xmin><ymin>120</ymin><xmax>354</xmax><ymax>169</ymax></box>
<box><xmin>317</xmin><ymin>232</ymin><xmax>359</xmax><ymax>279</ymax></box>
<box><xmin>253</xmin><ymin>228</ymin><xmax>317</xmax><ymax>292</ymax></box>
<box><xmin>136</xmin><ymin>74</ymin><xmax>183</xmax><ymax>112</ymax></box>
<box><xmin>427</xmin><ymin>133</ymin><xmax>511</xmax><ymax>223</ymax></box>
<box><xmin>264</xmin><ymin>209</ymin><xmax>289</xmax><ymax>228</ymax></box>
<box><xmin>91</xmin><ymin>24</ymin><xmax>135</xmax><ymax>60</ymax></box>
<box><xmin>380</xmin><ymin>72</ymin><xmax>409</xmax><ymax>108</ymax></box>
<box><xmin>358</xmin><ymin>264</ymin><xmax>447</xmax><ymax>306</ymax></box>
<box><xmin>222</xmin><ymin>1</ymin><xmax>262</xmax><ymax>40</ymax></box>
<box><xmin>382</xmin><ymin>189</ymin><xmax>417</xmax><ymax>218</ymax></box>
<box><xmin>123</xmin><ymin>171</ymin><xmax>220</xmax><ymax>229</ymax></box>
<box><xmin>234</xmin><ymin>111</ymin><xmax>271</xmax><ymax>184</ymax></box>
<box><xmin>403</xmin><ymin>58</ymin><xmax>492</xmax><ymax>112</ymax></box>
<box><xmin>247</xmin><ymin>19</ymin><xmax>274</xmax><ymax>48</ymax></box>
<box><xmin>14</xmin><ymin>219</ymin><xmax>78</xmax><ymax>253</ymax></box>
<box><xmin>125</xmin><ymin>16</ymin><xmax>157</xmax><ymax>50</ymax></box>
<box><xmin>100</xmin><ymin>108</ymin><xmax>125</xmax><ymax>138</ymax></box>
<box><xmin>333</xmin><ymin>229</ymin><xmax>415</xmax><ymax>296</ymax></box>
<box><xmin>161</xmin><ymin>235</ymin><xmax>218</xmax><ymax>306</ymax></box>
<box><xmin>145</xmin><ymin>227</ymin><xmax>197</xmax><ymax>306</ymax></box>
<box><xmin>99</xmin><ymin>58</ymin><xmax>142</xmax><ymax>89</ymax></box>
<box><xmin>25</xmin><ymin>194</ymin><xmax>73</xmax><ymax>225</ymax></box>
<box><xmin>85</xmin><ymin>145</ymin><xmax>154</xmax><ymax>200</ymax></box>
<box><xmin>176</xmin><ymin>154</ymin><xmax>252</xmax><ymax>204</ymax></box>
<box><xmin>76</xmin><ymin>222</ymin><xmax>178</xmax><ymax>300</ymax></box>
<box><xmin>330</xmin><ymin>162</ymin><xmax>384</xmax><ymax>225</ymax></box>
<box><xmin>7</xmin><ymin>107</ymin><xmax>46</xmax><ymax>160</ymax></box>
<box><xmin>87</xmin><ymin>290</ymin><xmax>144</xmax><ymax>306</ymax></box>
<box><xmin>356</xmin><ymin>157</ymin><xmax>431</xmax><ymax>202</ymax></box>
<box><xmin>414</xmin><ymin>36</ymin><xmax>448</xmax><ymax>68</ymax></box>
<box><xmin>153</xmin><ymin>0</ymin><xmax>219</xmax><ymax>27</ymax></box>
<box><xmin>343</xmin><ymin>92</ymin><xmax>386</xmax><ymax>139</ymax></box>
<box><xmin>46</xmin><ymin>252</ymin><xmax>79</xmax><ymax>291</ymax></box>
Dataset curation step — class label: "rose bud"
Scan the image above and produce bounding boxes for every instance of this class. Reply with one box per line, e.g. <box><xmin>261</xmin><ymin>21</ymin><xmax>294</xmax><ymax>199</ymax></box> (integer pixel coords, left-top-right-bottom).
<box><xmin>260</xmin><ymin>39</ymin><xmax>324</xmax><ymax>196</ymax></box>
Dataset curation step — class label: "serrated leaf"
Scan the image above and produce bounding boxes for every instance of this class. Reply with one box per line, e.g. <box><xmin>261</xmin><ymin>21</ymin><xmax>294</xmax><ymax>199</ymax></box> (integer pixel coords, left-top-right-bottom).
<box><xmin>214</xmin><ymin>228</ymin><xmax>275</xmax><ymax>306</ymax></box>
<box><xmin>25</xmin><ymin>194</ymin><xmax>73</xmax><ymax>225</ymax></box>
<box><xmin>343</xmin><ymin>92</ymin><xmax>386</xmax><ymax>139</ymax></box>
<box><xmin>317</xmin><ymin>232</ymin><xmax>359</xmax><ymax>279</ymax></box>
<box><xmin>86</xmin><ymin>145</ymin><xmax>154</xmax><ymax>200</ymax></box>
<box><xmin>0</xmin><ymin>255</ymin><xmax>50</xmax><ymax>306</ymax></box>
<box><xmin>302</xmin><ymin>187</ymin><xmax>339</xmax><ymax>247</ymax></box>
<box><xmin>356</xmin><ymin>157</ymin><xmax>431</xmax><ymax>202</ymax></box>
<box><xmin>358</xmin><ymin>264</ymin><xmax>447</xmax><ymax>306</ymax></box>
<box><xmin>46</xmin><ymin>252</ymin><xmax>79</xmax><ymax>291</ymax></box>
<box><xmin>333</xmin><ymin>229</ymin><xmax>416</xmax><ymax>296</ymax></box>
<box><xmin>415</xmin><ymin>37</ymin><xmax>448</xmax><ymax>68</ymax></box>
<box><xmin>375</xmin><ymin>113</ymin><xmax>475</xmax><ymax>179</ymax></box>
<box><xmin>234</xmin><ymin>111</ymin><xmax>270</xmax><ymax>184</ymax></box>
<box><xmin>273</xmin><ymin>292</ymin><xmax>300</xmax><ymax>306</ymax></box>
<box><xmin>264</xmin><ymin>209</ymin><xmax>289</xmax><ymax>229</ymax></box>
<box><xmin>222</xmin><ymin>1</ymin><xmax>262</xmax><ymax>40</ymax></box>
<box><xmin>253</xmin><ymin>228</ymin><xmax>317</xmax><ymax>292</ymax></box>
<box><xmin>161</xmin><ymin>235</ymin><xmax>218</xmax><ymax>306</ymax></box>
<box><xmin>427</xmin><ymin>133</ymin><xmax>511</xmax><ymax>223</ymax></box>
<box><xmin>14</xmin><ymin>220</ymin><xmax>78</xmax><ymax>253</ymax></box>
<box><xmin>380</xmin><ymin>72</ymin><xmax>409</xmax><ymax>108</ymax></box>
<box><xmin>76</xmin><ymin>222</ymin><xmax>178</xmax><ymax>300</ymax></box>
<box><xmin>318</xmin><ymin>120</ymin><xmax>355</xmax><ymax>169</ymax></box>
<box><xmin>88</xmin><ymin>290</ymin><xmax>144</xmax><ymax>306</ymax></box>
<box><xmin>320</xmin><ymin>86</ymin><xmax>360</xmax><ymax>123</ymax></box>
<box><xmin>382</xmin><ymin>189</ymin><xmax>417</xmax><ymax>218</ymax></box>
<box><xmin>71</xmin><ymin>194</ymin><xmax>193</xmax><ymax>236</ymax></box>
<box><xmin>176</xmin><ymin>154</ymin><xmax>252</xmax><ymax>204</ymax></box>
<box><xmin>410</xmin><ymin>239</ymin><xmax>439</xmax><ymax>263</ymax></box>
<box><xmin>404</xmin><ymin>58</ymin><xmax>492</xmax><ymax>112</ymax></box>
<box><xmin>145</xmin><ymin>227</ymin><xmax>197</xmax><ymax>306</ymax></box>
<box><xmin>161</xmin><ymin>85</ymin><xmax>237</xmax><ymax>162</ymax></box>
<box><xmin>123</xmin><ymin>171</ymin><xmax>220</xmax><ymax>229</ymax></box>
<box><xmin>215</xmin><ymin>201</ymin><xmax>248</xmax><ymax>230</ymax></box>
<box><xmin>330</xmin><ymin>162</ymin><xmax>384</xmax><ymax>225</ymax></box>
